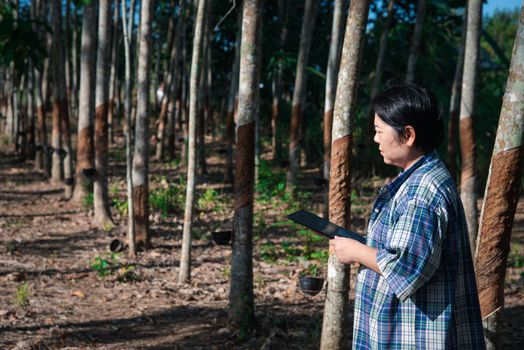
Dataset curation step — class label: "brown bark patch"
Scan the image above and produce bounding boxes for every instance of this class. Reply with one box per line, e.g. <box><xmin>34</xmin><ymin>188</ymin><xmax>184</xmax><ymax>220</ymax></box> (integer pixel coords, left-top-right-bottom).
<box><xmin>475</xmin><ymin>146</ymin><xmax>522</xmax><ymax>318</ymax></box>
<box><xmin>290</xmin><ymin>104</ymin><xmax>301</xmax><ymax>150</ymax></box>
<box><xmin>133</xmin><ymin>184</ymin><xmax>149</xmax><ymax>247</ymax></box>
<box><xmin>234</xmin><ymin>122</ymin><xmax>255</xmax><ymax>210</ymax></box>
<box><xmin>77</xmin><ymin>126</ymin><xmax>95</xmax><ymax>170</ymax></box>
<box><xmin>459</xmin><ymin>117</ymin><xmax>475</xmax><ymax>182</ymax></box>
<box><xmin>447</xmin><ymin>109</ymin><xmax>459</xmax><ymax>179</ymax></box>
<box><xmin>329</xmin><ymin>135</ymin><xmax>352</xmax><ymax>227</ymax></box>
<box><xmin>95</xmin><ymin>103</ymin><xmax>109</xmax><ymax>156</ymax></box>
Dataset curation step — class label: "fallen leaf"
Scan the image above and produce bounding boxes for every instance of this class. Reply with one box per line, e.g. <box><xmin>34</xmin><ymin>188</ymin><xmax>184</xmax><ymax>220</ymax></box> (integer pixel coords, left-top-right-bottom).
<box><xmin>72</xmin><ymin>290</ymin><xmax>85</xmax><ymax>298</ymax></box>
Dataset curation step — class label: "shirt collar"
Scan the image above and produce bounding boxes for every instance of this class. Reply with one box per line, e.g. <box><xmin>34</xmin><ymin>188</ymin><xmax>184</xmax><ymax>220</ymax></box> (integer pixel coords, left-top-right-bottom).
<box><xmin>384</xmin><ymin>151</ymin><xmax>438</xmax><ymax>197</ymax></box>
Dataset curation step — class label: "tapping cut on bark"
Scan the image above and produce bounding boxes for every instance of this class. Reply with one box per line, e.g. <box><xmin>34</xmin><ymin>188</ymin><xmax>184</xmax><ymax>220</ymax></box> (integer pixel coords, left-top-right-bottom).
<box><xmin>329</xmin><ymin>135</ymin><xmax>352</xmax><ymax>226</ymax></box>
<box><xmin>235</xmin><ymin>123</ymin><xmax>255</xmax><ymax>210</ymax></box>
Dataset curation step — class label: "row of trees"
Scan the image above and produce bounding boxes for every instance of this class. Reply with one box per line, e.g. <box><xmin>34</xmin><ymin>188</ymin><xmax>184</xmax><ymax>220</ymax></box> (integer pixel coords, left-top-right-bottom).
<box><xmin>1</xmin><ymin>0</ymin><xmax>522</xmax><ymax>347</ymax></box>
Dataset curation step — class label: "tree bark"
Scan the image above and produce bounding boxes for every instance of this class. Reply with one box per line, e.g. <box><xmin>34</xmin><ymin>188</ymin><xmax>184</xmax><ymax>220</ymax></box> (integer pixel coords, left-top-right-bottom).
<box><xmin>94</xmin><ymin>0</ymin><xmax>114</xmax><ymax>228</ymax></box>
<box><xmin>73</xmin><ymin>1</ymin><xmax>96</xmax><ymax>204</ymax></box>
<box><xmin>320</xmin><ymin>1</ymin><xmax>370</xmax><ymax>349</ymax></box>
<box><xmin>108</xmin><ymin>2</ymin><xmax>120</xmax><ymax>144</ymax></box>
<box><xmin>132</xmin><ymin>0</ymin><xmax>153</xmax><ymax>248</ymax></box>
<box><xmin>224</xmin><ymin>9</ymin><xmax>242</xmax><ymax>184</ymax></box>
<box><xmin>447</xmin><ymin>9</ymin><xmax>467</xmax><ymax>182</ymax></box>
<box><xmin>178</xmin><ymin>0</ymin><xmax>207</xmax><ymax>285</ymax></box>
<box><xmin>229</xmin><ymin>0</ymin><xmax>260</xmax><ymax>331</ymax></box>
<box><xmin>197</xmin><ymin>5</ymin><xmax>210</xmax><ymax>176</ymax></box>
<box><xmin>460</xmin><ymin>0</ymin><xmax>482</xmax><ymax>254</ymax></box>
<box><xmin>286</xmin><ymin>0</ymin><xmax>318</xmax><ymax>188</ymax></box>
<box><xmin>405</xmin><ymin>0</ymin><xmax>427</xmax><ymax>83</ymax></box>
<box><xmin>121</xmin><ymin>0</ymin><xmax>136</xmax><ymax>257</ymax></box>
<box><xmin>475</xmin><ymin>6</ymin><xmax>524</xmax><ymax>348</ymax></box>
<box><xmin>323</xmin><ymin>0</ymin><xmax>347</xmax><ymax>218</ymax></box>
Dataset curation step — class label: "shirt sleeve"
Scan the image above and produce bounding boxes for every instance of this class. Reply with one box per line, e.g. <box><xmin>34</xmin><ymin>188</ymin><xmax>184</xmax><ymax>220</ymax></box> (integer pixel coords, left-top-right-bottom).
<box><xmin>376</xmin><ymin>199</ymin><xmax>447</xmax><ymax>302</ymax></box>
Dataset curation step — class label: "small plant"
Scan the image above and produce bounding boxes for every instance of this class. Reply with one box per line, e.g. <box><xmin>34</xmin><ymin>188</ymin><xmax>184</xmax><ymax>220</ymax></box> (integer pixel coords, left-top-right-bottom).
<box><xmin>102</xmin><ymin>222</ymin><xmax>114</xmax><ymax>232</ymax></box>
<box><xmin>306</xmin><ymin>264</ymin><xmax>320</xmax><ymax>277</ymax></box>
<box><xmin>281</xmin><ymin>240</ymin><xmax>302</xmax><ymax>262</ymax></box>
<box><xmin>259</xmin><ymin>243</ymin><xmax>278</xmax><ymax>264</ymax></box>
<box><xmin>221</xmin><ymin>266</ymin><xmax>231</xmax><ymax>279</ymax></box>
<box><xmin>90</xmin><ymin>253</ymin><xmax>120</xmax><ymax>277</ymax></box>
<box><xmin>13</xmin><ymin>282</ymin><xmax>30</xmax><ymax>309</ymax></box>
<box><xmin>509</xmin><ymin>244</ymin><xmax>524</xmax><ymax>268</ymax></box>
<box><xmin>113</xmin><ymin>198</ymin><xmax>128</xmax><ymax>217</ymax></box>
<box><xmin>82</xmin><ymin>192</ymin><xmax>94</xmax><ymax>211</ymax></box>
<box><xmin>149</xmin><ymin>185</ymin><xmax>184</xmax><ymax>218</ymax></box>
<box><xmin>197</xmin><ymin>188</ymin><xmax>220</xmax><ymax>212</ymax></box>
<box><xmin>116</xmin><ymin>265</ymin><xmax>139</xmax><ymax>283</ymax></box>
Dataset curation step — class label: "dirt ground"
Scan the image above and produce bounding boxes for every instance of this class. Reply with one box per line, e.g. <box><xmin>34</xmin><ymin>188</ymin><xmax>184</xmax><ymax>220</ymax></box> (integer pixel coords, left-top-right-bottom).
<box><xmin>1</xmin><ymin>145</ymin><xmax>523</xmax><ymax>349</ymax></box>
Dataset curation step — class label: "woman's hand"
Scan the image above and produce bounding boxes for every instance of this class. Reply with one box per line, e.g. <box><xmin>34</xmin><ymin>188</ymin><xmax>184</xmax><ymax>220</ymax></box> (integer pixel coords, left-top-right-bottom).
<box><xmin>330</xmin><ymin>236</ymin><xmax>382</xmax><ymax>274</ymax></box>
<box><xmin>331</xmin><ymin>236</ymin><xmax>361</xmax><ymax>264</ymax></box>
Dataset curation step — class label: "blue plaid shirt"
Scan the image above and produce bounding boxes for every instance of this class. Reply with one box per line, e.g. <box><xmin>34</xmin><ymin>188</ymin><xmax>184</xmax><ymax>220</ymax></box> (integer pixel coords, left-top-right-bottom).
<box><xmin>353</xmin><ymin>152</ymin><xmax>485</xmax><ymax>349</ymax></box>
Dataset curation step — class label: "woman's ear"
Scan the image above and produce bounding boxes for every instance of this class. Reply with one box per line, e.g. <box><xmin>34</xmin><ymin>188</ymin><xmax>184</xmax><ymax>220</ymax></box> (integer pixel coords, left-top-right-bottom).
<box><xmin>404</xmin><ymin>126</ymin><xmax>416</xmax><ymax>147</ymax></box>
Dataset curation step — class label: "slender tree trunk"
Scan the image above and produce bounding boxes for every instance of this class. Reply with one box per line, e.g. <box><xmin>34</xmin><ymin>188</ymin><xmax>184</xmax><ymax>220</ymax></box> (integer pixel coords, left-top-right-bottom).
<box><xmin>286</xmin><ymin>0</ymin><xmax>318</xmax><ymax>188</ymax></box>
<box><xmin>108</xmin><ymin>2</ymin><xmax>119</xmax><ymax>144</ymax></box>
<box><xmin>460</xmin><ymin>0</ymin><xmax>482</xmax><ymax>253</ymax></box>
<box><xmin>26</xmin><ymin>67</ymin><xmax>35</xmax><ymax>159</ymax></box>
<box><xmin>197</xmin><ymin>5</ymin><xmax>210</xmax><ymax>176</ymax></box>
<box><xmin>71</xmin><ymin>3</ymin><xmax>79</xmax><ymax>123</ymax></box>
<box><xmin>224</xmin><ymin>9</ymin><xmax>242</xmax><ymax>184</ymax></box>
<box><xmin>323</xmin><ymin>0</ymin><xmax>347</xmax><ymax>218</ymax></box>
<box><xmin>270</xmin><ymin>1</ymin><xmax>288</xmax><ymax>161</ymax></box>
<box><xmin>132</xmin><ymin>0</ymin><xmax>153</xmax><ymax>248</ymax></box>
<box><xmin>229</xmin><ymin>0</ymin><xmax>260</xmax><ymax>331</ymax></box>
<box><xmin>168</xmin><ymin>3</ymin><xmax>186</xmax><ymax>160</ymax></box>
<box><xmin>320</xmin><ymin>1</ymin><xmax>370</xmax><ymax>349</ymax></box>
<box><xmin>405</xmin><ymin>0</ymin><xmax>427</xmax><ymax>83</ymax></box>
<box><xmin>122</xmin><ymin>0</ymin><xmax>136</xmax><ymax>257</ymax></box>
<box><xmin>475</xmin><ymin>6</ymin><xmax>524</xmax><ymax>348</ymax></box>
<box><xmin>178</xmin><ymin>0</ymin><xmax>207</xmax><ymax>285</ymax></box>
<box><xmin>94</xmin><ymin>0</ymin><xmax>114</xmax><ymax>228</ymax></box>
<box><xmin>447</xmin><ymin>11</ymin><xmax>467</xmax><ymax>182</ymax></box>
<box><xmin>73</xmin><ymin>1</ymin><xmax>97</xmax><ymax>203</ymax></box>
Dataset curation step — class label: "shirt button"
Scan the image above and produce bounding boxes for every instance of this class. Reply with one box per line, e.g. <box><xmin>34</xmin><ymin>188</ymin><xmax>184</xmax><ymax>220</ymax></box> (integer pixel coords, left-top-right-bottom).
<box><xmin>374</xmin><ymin>208</ymin><xmax>379</xmax><ymax>213</ymax></box>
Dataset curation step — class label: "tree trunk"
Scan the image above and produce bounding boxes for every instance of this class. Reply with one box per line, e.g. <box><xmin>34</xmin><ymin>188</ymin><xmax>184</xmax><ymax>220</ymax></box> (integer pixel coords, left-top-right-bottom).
<box><xmin>323</xmin><ymin>0</ymin><xmax>347</xmax><ymax>218</ymax></box>
<box><xmin>475</xmin><ymin>6</ymin><xmax>524</xmax><ymax>348</ymax></box>
<box><xmin>460</xmin><ymin>0</ymin><xmax>482</xmax><ymax>253</ymax></box>
<box><xmin>320</xmin><ymin>1</ymin><xmax>370</xmax><ymax>349</ymax></box>
<box><xmin>108</xmin><ymin>2</ymin><xmax>120</xmax><ymax>144</ymax></box>
<box><xmin>94</xmin><ymin>0</ymin><xmax>114</xmax><ymax>228</ymax></box>
<box><xmin>447</xmin><ymin>9</ymin><xmax>467</xmax><ymax>182</ymax></box>
<box><xmin>132</xmin><ymin>0</ymin><xmax>153</xmax><ymax>248</ymax></box>
<box><xmin>122</xmin><ymin>0</ymin><xmax>136</xmax><ymax>257</ymax></box>
<box><xmin>224</xmin><ymin>9</ymin><xmax>242</xmax><ymax>184</ymax></box>
<box><xmin>270</xmin><ymin>1</ymin><xmax>288</xmax><ymax>162</ymax></box>
<box><xmin>178</xmin><ymin>0</ymin><xmax>207</xmax><ymax>284</ymax></box>
<box><xmin>405</xmin><ymin>0</ymin><xmax>427</xmax><ymax>83</ymax></box>
<box><xmin>229</xmin><ymin>0</ymin><xmax>260</xmax><ymax>331</ymax></box>
<box><xmin>73</xmin><ymin>1</ymin><xmax>96</xmax><ymax>204</ymax></box>
<box><xmin>286</xmin><ymin>0</ymin><xmax>318</xmax><ymax>188</ymax></box>
<box><xmin>197</xmin><ymin>5</ymin><xmax>210</xmax><ymax>176</ymax></box>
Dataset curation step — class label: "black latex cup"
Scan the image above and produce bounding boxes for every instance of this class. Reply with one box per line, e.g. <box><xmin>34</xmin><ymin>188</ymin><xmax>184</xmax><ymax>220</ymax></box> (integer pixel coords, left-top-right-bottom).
<box><xmin>212</xmin><ymin>231</ymin><xmax>232</xmax><ymax>246</ymax></box>
<box><xmin>298</xmin><ymin>276</ymin><xmax>324</xmax><ymax>296</ymax></box>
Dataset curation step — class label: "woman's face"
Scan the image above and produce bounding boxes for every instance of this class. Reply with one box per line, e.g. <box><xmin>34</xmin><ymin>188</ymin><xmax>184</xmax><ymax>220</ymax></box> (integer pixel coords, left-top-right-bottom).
<box><xmin>373</xmin><ymin>114</ymin><xmax>421</xmax><ymax>170</ymax></box>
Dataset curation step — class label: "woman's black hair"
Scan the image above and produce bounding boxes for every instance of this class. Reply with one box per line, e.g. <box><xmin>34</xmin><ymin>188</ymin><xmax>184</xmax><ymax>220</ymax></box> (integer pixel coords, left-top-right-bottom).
<box><xmin>371</xmin><ymin>83</ymin><xmax>444</xmax><ymax>154</ymax></box>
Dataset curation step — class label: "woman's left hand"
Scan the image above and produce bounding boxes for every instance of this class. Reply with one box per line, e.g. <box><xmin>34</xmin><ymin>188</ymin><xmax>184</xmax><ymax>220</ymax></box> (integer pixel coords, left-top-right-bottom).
<box><xmin>331</xmin><ymin>236</ymin><xmax>361</xmax><ymax>264</ymax></box>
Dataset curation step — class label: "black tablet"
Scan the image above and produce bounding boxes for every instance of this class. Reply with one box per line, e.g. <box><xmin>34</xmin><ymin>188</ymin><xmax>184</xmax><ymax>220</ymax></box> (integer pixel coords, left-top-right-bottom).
<box><xmin>287</xmin><ymin>210</ymin><xmax>366</xmax><ymax>244</ymax></box>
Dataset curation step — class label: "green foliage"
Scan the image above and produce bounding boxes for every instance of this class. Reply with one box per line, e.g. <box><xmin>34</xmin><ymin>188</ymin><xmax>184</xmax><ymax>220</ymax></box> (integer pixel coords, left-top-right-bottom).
<box><xmin>13</xmin><ymin>282</ymin><xmax>29</xmax><ymax>309</ymax></box>
<box><xmin>149</xmin><ymin>182</ymin><xmax>185</xmax><ymax>219</ymax></box>
<box><xmin>197</xmin><ymin>188</ymin><xmax>221</xmax><ymax>211</ymax></box>
<box><xmin>82</xmin><ymin>192</ymin><xmax>94</xmax><ymax>211</ymax></box>
<box><xmin>113</xmin><ymin>198</ymin><xmax>128</xmax><ymax>217</ymax></box>
<box><xmin>259</xmin><ymin>242</ymin><xmax>278</xmax><ymax>264</ymax></box>
<box><xmin>256</xmin><ymin>160</ymin><xmax>287</xmax><ymax>202</ymax></box>
<box><xmin>90</xmin><ymin>253</ymin><xmax>139</xmax><ymax>282</ymax></box>
<box><xmin>0</xmin><ymin>3</ymin><xmax>48</xmax><ymax>73</ymax></box>
<box><xmin>509</xmin><ymin>244</ymin><xmax>524</xmax><ymax>268</ymax></box>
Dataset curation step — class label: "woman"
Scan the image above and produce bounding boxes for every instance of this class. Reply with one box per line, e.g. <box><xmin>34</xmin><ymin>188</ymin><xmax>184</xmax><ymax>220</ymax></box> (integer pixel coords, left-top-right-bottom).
<box><xmin>332</xmin><ymin>84</ymin><xmax>485</xmax><ymax>349</ymax></box>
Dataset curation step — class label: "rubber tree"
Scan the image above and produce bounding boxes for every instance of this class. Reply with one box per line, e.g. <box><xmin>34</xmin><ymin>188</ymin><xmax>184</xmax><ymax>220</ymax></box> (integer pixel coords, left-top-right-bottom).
<box><xmin>121</xmin><ymin>0</ymin><xmax>136</xmax><ymax>256</ymax></box>
<box><xmin>460</xmin><ymin>0</ymin><xmax>482</xmax><ymax>252</ymax></box>
<box><xmin>51</xmin><ymin>0</ymin><xmax>73</xmax><ymax>199</ymax></box>
<box><xmin>229</xmin><ymin>0</ymin><xmax>261</xmax><ymax>330</ymax></box>
<box><xmin>197</xmin><ymin>3</ymin><xmax>210</xmax><ymax>176</ymax></box>
<box><xmin>475</xmin><ymin>5</ymin><xmax>524</xmax><ymax>348</ymax></box>
<box><xmin>94</xmin><ymin>0</ymin><xmax>114</xmax><ymax>228</ymax></box>
<box><xmin>270</xmin><ymin>0</ymin><xmax>288</xmax><ymax>162</ymax></box>
<box><xmin>73</xmin><ymin>1</ymin><xmax>96</xmax><ymax>204</ymax></box>
<box><xmin>178</xmin><ymin>0</ymin><xmax>207</xmax><ymax>284</ymax></box>
<box><xmin>447</xmin><ymin>8</ymin><xmax>467</xmax><ymax>181</ymax></box>
<box><xmin>320</xmin><ymin>1</ymin><xmax>370</xmax><ymax>349</ymax></box>
<box><xmin>133</xmin><ymin>0</ymin><xmax>153</xmax><ymax>248</ymax></box>
<box><xmin>108</xmin><ymin>2</ymin><xmax>119</xmax><ymax>144</ymax></box>
<box><xmin>286</xmin><ymin>0</ymin><xmax>318</xmax><ymax>188</ymax></box>
<box><xmin>323</xmin><ymin>0</ymin><xmax>347</xmax><ymax>218</ymax></box>
<box><xmin>405</xmin><ymin>0</ymin><xmax>427</xmax><ymax>83</ymax></box>
<box><xmin>224</xmin><ymin>9</ymin><xmax>241</xmax><ymax>184</ymax></box>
